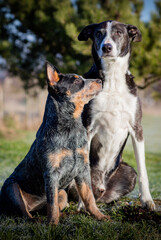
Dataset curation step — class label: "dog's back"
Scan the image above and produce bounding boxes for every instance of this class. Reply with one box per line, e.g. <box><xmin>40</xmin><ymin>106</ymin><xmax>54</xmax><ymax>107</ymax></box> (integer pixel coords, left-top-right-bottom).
<box><xmin>0</xmin><ymin>63</ymin><xmax>109</xmax><ymax>223</ymax></box>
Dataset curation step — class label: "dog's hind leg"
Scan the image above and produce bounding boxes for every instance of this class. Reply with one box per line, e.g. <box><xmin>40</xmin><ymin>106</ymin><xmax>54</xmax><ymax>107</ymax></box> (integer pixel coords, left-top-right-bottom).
<box><xmin>100</xmin><ymin>162</ymin><xmax>137</xmax><ymax>203</ymax></box>
<box><xmin>0</xmin><ymin>181</ymin><xmax>32</xmax><ymax>218</ymax></box>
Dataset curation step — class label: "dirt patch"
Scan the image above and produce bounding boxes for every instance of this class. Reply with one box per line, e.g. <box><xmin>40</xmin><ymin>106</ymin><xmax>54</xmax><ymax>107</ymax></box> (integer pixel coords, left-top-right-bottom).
<box><xmin>112</xmin><ymin>200</ymin><xmax>161</xmax><ymax>223</ymax></box>
<box><xmin>121</xmin><ymin>205</ymin><xmax>161</xmax><ymax>223</ymax></box>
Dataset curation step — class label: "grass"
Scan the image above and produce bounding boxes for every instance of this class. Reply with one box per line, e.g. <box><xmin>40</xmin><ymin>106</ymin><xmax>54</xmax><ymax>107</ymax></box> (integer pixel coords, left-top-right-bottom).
<box><xmin>0</xmin><ymin>212</ymin><xmax>160</xmax><ymax>240</ymax></box>
<box><xmin>0</xmin><ymin>115</ymin><xmax>161</xmax><ymax>240</ymax></box>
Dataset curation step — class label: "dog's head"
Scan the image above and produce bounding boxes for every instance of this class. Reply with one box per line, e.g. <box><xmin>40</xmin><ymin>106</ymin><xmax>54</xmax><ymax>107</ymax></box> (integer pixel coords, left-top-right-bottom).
<box><xmin>91</xmin><ymin>168</ymin><xmax>106</xmax><ymax>201</ymax></box>
<box><xmin>46</xmin><ymin>62</ymin><xmax>102</xmax><ymax>118</ymax></box>
<box><xmin>78</xmin><ymin>20</ymin><xmax>141</xmax><ymax>59</ymax></box>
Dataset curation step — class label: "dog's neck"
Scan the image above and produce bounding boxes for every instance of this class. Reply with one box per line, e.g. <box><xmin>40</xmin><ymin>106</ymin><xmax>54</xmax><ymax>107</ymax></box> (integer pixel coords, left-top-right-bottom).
<box><xmin>44</xmin><ymin>94</ymin><xmax>84</xmax><ymax>127</ymax></box>
<box><xmin>44</xmin><ymin>95</ymin><xmax>73</xmax><ymax>122</ymax></box>
<box><xmin>37</xmin><ymin>95</ymin><xmax>83</xmax><ymax>139</ymax></box>
<box><xmin>101</xmin><ymin>53</ymin><xmax>130</xmax><ymax>93</ymax></box>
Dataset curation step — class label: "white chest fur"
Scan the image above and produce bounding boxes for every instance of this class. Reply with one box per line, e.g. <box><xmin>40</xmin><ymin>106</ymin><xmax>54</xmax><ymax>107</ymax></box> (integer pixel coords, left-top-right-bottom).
<box><xmin>89</xmin><ymin>55</ymin><xmax>137</xmax><ymax>172</ymax></box>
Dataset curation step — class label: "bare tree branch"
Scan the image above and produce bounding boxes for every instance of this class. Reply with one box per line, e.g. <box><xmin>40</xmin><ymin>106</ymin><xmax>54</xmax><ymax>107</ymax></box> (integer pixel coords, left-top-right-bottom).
<box><xmin>137</xmin><ymin>76</ymin><xmax>161</xmax><ymax>90</ymax></box>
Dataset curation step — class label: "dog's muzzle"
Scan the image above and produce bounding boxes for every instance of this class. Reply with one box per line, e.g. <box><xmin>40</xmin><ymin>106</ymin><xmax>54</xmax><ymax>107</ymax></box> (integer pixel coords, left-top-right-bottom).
<box><xmin>102</xmin><ymin>43</ymin><xmax>113</xmax><ymax>54</ymax></box>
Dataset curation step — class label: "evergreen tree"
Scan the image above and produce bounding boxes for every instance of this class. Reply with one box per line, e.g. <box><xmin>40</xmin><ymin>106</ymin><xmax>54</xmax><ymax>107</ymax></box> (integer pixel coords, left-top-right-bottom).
<box><xmin>0</xmin><ymin>0</ymin><xmax>160</xmax><ymax>94</ymax></box>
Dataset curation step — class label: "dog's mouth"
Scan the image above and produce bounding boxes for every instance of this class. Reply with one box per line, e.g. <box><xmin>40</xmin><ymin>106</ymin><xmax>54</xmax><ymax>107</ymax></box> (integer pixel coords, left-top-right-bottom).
<box><xmin>86</xmin><ymin>90</ymin><xmax>101</xmax><ymax>98</ymax></box>
<box><xmin>96</xmin><ymin>89</ymin><xmax>102</xmax><ymax>95</ymax></box>
<box><xmin>100</xmin><ymin>50</ymin><xmax>117</xmax><ymax>59</ymax></box>
<box><xmin>94</xmin><ymin>87</ymin><xmax>103</xmax><ymax>95</ymax></box>
<box><xmin>101</xmin><ymin>54</ymin><xmax>116</xmax><ymax>59</ymax></box>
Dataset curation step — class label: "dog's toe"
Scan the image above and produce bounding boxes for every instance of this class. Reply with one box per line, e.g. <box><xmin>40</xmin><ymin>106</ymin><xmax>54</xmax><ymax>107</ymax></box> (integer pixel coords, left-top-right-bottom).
<box><xmin>141</xmin><ymin>200</ymin><xmax>156</xmax><ymax>211</ymax></box>
<box><xmin>96</xmin><ymin>213</ymin><xmax>111</xmax><ymax>221</ymax></box>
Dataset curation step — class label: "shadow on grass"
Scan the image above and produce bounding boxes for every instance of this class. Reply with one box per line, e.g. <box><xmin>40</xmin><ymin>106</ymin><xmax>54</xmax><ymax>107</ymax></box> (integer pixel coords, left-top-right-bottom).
<box><xmin>0</xmin><ymin>200</ymin><xmax>161</xmax><ymax>240</ymax></box>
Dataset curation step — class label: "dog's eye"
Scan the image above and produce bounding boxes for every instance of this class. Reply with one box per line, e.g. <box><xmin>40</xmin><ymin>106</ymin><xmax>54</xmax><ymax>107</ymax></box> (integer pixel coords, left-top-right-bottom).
<box><xmin>96</xmin><ymin>31</ymin><xmax>102</xmax><ymax>38</ymax></box>
<box><xmin>74</xmin><ymin>78</ymin><xmax>82</xmax><ymax>85</ymax></box>
<box><xmin>115</xmin><ymin>30</ymin><xmax>122</xmax><ymax>36</ymax></box>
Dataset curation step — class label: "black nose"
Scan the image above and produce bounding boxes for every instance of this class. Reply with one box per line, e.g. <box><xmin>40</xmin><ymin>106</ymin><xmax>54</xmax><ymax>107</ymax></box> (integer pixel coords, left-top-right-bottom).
<box><xmin>102</xmin><ymin>43</ymin><xmax>112</xmax><ymax>53</ymax></box>
<box><xmin>96</xmin><ymin>79</ymin><xmax>102</xmax><ymax>84</ymax></box>
<box><xmin>99</xmin><ymin>188</ymin><xmax>105</xmax><ymax>193</ymax></box>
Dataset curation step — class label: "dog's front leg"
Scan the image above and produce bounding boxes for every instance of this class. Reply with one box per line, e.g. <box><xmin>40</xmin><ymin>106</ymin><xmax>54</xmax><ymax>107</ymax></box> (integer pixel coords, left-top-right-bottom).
<box><xmin>75</xmin><ymin>166</ymin><xmax>110</xmax><ymax>220</ymax></box>
<box><xmin>77</xmin><ymin>195</ymin><xmax>86</xmax><ymax>211</ymax></box>
<box><xmin>44</xmin><ymin>173</ymin><xmax>59</xmax><ymax>225</ymax></box>
<box><xmin>131</xmin><ymin>133</ymin><xmax>155</xmax><ymax>211</ymax></box>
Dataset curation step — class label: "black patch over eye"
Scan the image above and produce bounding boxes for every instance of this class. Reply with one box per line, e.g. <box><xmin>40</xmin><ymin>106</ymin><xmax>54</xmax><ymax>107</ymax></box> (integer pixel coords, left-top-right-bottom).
<box><xmin>74</xmin><ymin>78</ymin><xmax>83</xmax><ymax>85</ymax></box>
<box><xmin>96</xmin><ymin>31</ymin><xmax>102</xmax><ymax>38</ymax></box>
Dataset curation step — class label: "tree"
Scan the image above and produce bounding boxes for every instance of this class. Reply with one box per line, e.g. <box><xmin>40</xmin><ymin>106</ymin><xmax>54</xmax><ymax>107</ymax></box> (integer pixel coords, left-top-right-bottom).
<box><xmin>130</xmin><ymin>0</ymin><xmax>161</xmax><ymax>100</ymax></box>
<box><xmin>0</xmin><ymin>0</ymin><xmax>160</xmax><ymax>95</ymax></box>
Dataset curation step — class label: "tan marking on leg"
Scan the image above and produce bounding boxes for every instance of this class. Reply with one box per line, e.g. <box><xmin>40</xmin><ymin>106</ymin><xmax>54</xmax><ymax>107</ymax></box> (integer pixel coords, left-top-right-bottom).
<box><xmin>18</xmin><ymin>185</ymin><xmax>33</xmax><ymax>218</ymax></box>
<box><xmin>49</xmin><ymin>149</ymin><xmax>72</xmax><ymax>168</ymax></box>
<box><xmin>77</xmin><ymin>148</ymin><xmax>89</xmax><ymax>164</ymax></box>
<box><xmin>58</xmin><ymin>189</ymin><xmax>68</xmax><ymax>211</ymax></box>
<box><xmin>77</xmin><ymin>182</ymin><xmax>110</xmax><ymax>220</ymax></box>
<box><xmin>47</xmin><ymin>187</ymin><xmax>59</xmax><ymax>225</ymax></box>
<box><xmin>20</xmin><ymin>190</ymin><xmax>46</xmax><ymax>212</ymax></box>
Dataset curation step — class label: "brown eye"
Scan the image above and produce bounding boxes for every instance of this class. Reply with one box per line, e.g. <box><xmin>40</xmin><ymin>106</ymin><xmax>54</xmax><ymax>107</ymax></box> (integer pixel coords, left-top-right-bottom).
<box><xmin>115</xmin><ymin>30</ymin><xmax>122</xmax><ymax>36</ymax></box>
<box><xmin>96</xmin><ymin>31</ymin><xmax>102</xmax><ymax>38</ymax></box>
<box><xmin>74</xmin><ymin>78</ymin><xmax>82</xmax><ymax>84</ymax></box>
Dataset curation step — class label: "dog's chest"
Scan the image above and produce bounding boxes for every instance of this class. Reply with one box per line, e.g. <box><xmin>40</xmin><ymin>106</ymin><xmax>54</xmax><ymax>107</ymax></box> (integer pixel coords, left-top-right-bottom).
<box><xmin>90</xmin><ymin>89</ymin><xmax>137</xmax><ymax>171</ymax></box>
<box><xmin>92</xmin><ymin>90</ymin><xmax>136</xmax><ymax>131</ymax></box>
<box><xmin>58</xmin><ymin>130</ymin><xmax>88</xmax><ymax>189</ymax></box>
<box><xmin>58</xmin><ymin>147</ymin><xmax>88</xmax><ymax>189</ymax></box>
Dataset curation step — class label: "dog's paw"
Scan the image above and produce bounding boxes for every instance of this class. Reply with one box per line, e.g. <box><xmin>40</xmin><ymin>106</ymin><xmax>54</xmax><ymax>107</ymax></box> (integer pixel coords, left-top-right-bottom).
<box><xmin>141</xmin><ymin>199</ymin><xmax>156</xmax><ymax>211</ymax></box>
<box><xmin>48</xmin><ymin>219</ymin><xmax>59</xmax><ymax>225</ymax></box>
<box><xmin>96</xmin><ymin>213</ymin><xmax>111</xmax><ymax>221</ymax></box>
<box><xmin>77</xmin><ymin>205</ymin><xmax>86</xmax><ymax>212</ymax></box>
<box><xmin>77</xmin><ymin>200</ymin><xmax>86</xmax><ymax>212</ymax></box>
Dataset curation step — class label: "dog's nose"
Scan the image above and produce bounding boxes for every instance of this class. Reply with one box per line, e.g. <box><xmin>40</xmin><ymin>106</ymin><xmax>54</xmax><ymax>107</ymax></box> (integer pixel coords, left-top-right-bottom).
<box><xmin>102</xmin><ymin>43</ymin><xmax>113</xmax><ymax>53</ymax></box>
<box><xmin>96</xmin><ymin>79</ymin><xmax>102</xmax><ymax>84</ymax></box>
<box><xmin>99</xmin><ymin>185</ymin><xmax>105</xmax><ymax>193</ymax></box>
<box><xmin>99</xmin><ymin>188</ymin><xmax>105</xmax><ymax>193</ymax></box>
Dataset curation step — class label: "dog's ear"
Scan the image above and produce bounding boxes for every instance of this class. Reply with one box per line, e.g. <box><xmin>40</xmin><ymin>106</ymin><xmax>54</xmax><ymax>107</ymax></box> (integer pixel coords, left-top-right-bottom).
<box><xmin>127</xmin><ymin>25</ymin><xmax>142</xmax><ymax>42</ymax></box>
<box><xmin>78</xmin><ymin>24</ymin><xmax>97</xmax><ymax>41</ymax></box>
<box><xmin>46</xmin><ymin>62</ymin><xmax>60</xmax><ymax>86</ymax></box>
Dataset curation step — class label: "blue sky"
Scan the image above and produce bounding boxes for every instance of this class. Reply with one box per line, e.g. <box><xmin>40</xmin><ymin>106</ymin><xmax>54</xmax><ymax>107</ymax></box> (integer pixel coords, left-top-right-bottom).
<box><xmin>141</xmin><ymin>0</ymin><xmax>157</xmax><ymax>22</ymax></box>
<box><xmin>71</xmin><ymin>0</ymin><xmax>157</xmax><ymax>22</ymax></box>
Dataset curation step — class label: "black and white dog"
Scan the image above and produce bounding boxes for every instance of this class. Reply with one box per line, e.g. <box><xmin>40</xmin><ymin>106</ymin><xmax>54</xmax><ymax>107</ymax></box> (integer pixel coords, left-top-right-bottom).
<box><xmin>77</xmin><ymin>20</ymin><xmax>155</xmax><ymax>211</ymax></box>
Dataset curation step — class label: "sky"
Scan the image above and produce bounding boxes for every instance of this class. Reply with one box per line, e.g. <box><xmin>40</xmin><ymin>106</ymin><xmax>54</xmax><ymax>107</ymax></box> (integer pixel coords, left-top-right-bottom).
<box><xmin>141</xmin><ymin>0</ymin><xmax>157</xmax><ymax>22</ymax></box>
<box><xmin>71</xmin><ymin>0</ymin><xmax>157</xmax><ymax>22</ymax></box>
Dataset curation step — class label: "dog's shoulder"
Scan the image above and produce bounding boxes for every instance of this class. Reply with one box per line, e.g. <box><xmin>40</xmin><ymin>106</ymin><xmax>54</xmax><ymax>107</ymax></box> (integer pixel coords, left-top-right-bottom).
<box><xmin>125</xmin><ymin>72</ymin><xmax>137</xmax><ymax>96</ymax></box>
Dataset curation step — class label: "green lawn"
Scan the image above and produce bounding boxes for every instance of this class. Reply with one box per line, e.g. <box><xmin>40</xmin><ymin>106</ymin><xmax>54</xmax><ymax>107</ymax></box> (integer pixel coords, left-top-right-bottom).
<box><xmin>0</xmin><ymin>115</ymin><xmax>161</xmax><ymax>240</ymax></box>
